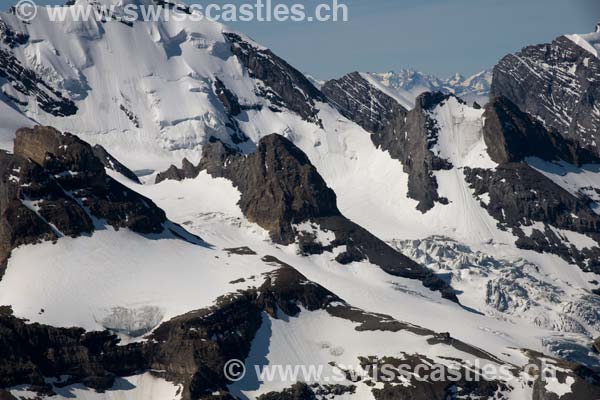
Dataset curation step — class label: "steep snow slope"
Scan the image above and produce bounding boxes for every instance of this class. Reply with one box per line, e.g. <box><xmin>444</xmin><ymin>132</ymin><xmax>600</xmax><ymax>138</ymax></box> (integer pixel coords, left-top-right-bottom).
<box><xmin>1</xmin><ymin>0</ymin><xmax>271</xmax><ymax>170</ymax></box>
<box><xmin>566</xmin><ymin>30</ymin><xmax>600</xmax><ymax>58</ymax></box>
<box><xmin>0</xmin><ymin>98</ymin><xmax>34</xmax><ymax>150</ymax></box>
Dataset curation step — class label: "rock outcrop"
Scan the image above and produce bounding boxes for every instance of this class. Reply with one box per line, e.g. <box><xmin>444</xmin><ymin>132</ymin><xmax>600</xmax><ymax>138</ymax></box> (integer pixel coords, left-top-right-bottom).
<box><xmin>322</xmin><ymin>74</ymin><xmax>452</xmax><ymax>212</ymax></box>
<box><xmin>0</xmin><ymin>126</ymin><xmax>170</xmax><ymax>277</ymax></box>
<box><xmin>92</xmin><ymin>144</ymin><xmax>141</xmax><ymax>183</ymax></box>
<box><xmin>483</xmin><ymin>96</ymin><xmax>599</xmax><ymax>165</ymax></box>
<box><xmin>465</xmin><ymin>163</ymin><xmax>600</xmax><ymax>273</ymax></box>
<box><xmin>157</xmin><ymin>134</ymin><xmax>458</xmax><ymax>301</ymax></box>
<box><xmin>491</xmin><ymin>32</ymin><xmax>600</xmax><ymax>156</ymax></box>
<box><xmin>321</xmin><ymin>72</ymin><xmax>408</xmax><ymax>134</ymax></box>
<box><xmin>224</xmin><ymin>32</ymin><xmax>325</xmax><ymax>125</ymax></box>
<box><xmin>0</xmin><ymin>48</ymin><xmax>77</xmax><ymax>117</ymax></box>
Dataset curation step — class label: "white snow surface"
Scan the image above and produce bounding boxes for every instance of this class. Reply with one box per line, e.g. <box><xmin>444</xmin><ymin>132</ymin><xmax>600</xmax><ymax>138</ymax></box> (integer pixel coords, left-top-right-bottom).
<box><xmin>0</xmin><ymin>98</ymin><xmax>35</xmax><ymax>150</ymax></box>
<box><xmin>10</xmin><ymin>373</ymin><xmax>182</xmax><ymax>400</ymax></box>
<box><xmin>566</xmin><ymin>31</ymin><xmax>600</xmax><ymax>58</ymax></box>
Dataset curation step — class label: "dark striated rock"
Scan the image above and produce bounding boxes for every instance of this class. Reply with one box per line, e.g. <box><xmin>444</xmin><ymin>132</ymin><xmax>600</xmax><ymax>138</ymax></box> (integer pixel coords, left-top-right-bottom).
<box><xmin>212</xmin><ymin>78</ymin><xmax>248</xmax><ymax>144</ymax></box>
<box><xmin>0</xmin><ymin>126</ymin><xmax>171</xmax><ymax>277</ymax></box>
<box><xmin>465</xmin><ymin>163</ymin><xmax>600</xmax><ymax>273</ymax></box>
<box><xmin>92</xmin><ymin>144</ymin><xmax>141</xmax><ymax>184</ymax></box>
<box><xmin>4</xmin><ymin>258</ymin><xmax>597</xmax><ymax>399</ymax></box>
<box><xmin>224</xmin><ymin>32</ymin><xmax>325</xmax><ymax>125</ymax></box>
<box><xmin>0</xmin><ymin>48</ymin><xmax>76</xmax><ymax>117</ymax></box>
<box><xmin>213</xmin><ymin>78</ymin><xmax>241</xmax><ymax>116</ymax></box>
<box><xmin>15</xmin><ymin>126</ymin><xmax>167</xmax><ymax>234</ymax></box>
<box><xmin>0</xmin><ymin>263</ymin><xmax>342</xmax><ymax>399</ymax></box>
<box><xmin>323</xmin><ymin>74</ymin><xmax>452</xmax><ymax>212</ymax></box>
<box><xmin>0</xmin><ymin>20</ymin><xmax>28</xmax><ymax>48</ymax></box>
<box><xmin>491</xmin><ymin>33</ymin><xmax>600</xmax><ymax>156</ymax></box>
<box><xmin>321</xmin><ymin>72</ymin><xmax>408</xmax><ymax>134</ymax></box>
<box><xmin>199</xmin><ymin>134</ymin><xmax>340</xmax><ymax>244</ymax></box>
<box><xmin>0</xmin><ymin>306</ymin><xmax>150</xmax><ymax>393</ymax></box>
<box><xmin>483</xmin><ymin>96</ymin><xmax>599</xmax><ymax>165</ymax></box>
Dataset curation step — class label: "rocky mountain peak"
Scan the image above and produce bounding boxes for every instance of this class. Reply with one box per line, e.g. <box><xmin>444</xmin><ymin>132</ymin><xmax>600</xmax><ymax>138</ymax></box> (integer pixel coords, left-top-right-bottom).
<box><xmin>200</xmin><ymin>133</ymin><xmax>341</xmax><ymax>244</ymax></box>
<box><xmin>491</xmin><ymin>32</ymin><xmax>600</xmax><ymax>155</ymax></box>
<box><xmin>0</xmin><ymin>125</ymin><xmax>175</xmax><ymax>277</ymax></box>
<box><xmin>14</xmin><ymin>126</ymin><xmax>106</xmax><ymax>189</ymax></box>
<box><xmin>482</xmin><ymin>96</ymin><xmax>599</xmax><ymax>166</ymax></box>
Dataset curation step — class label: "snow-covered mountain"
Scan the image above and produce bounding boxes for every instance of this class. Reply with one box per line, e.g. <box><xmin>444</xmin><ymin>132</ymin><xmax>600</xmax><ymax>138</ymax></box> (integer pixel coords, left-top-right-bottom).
<box><xmin>0</xmin><ymin>1</ymin><xmax>600</xmax><ymax>399</ymax></box>
<box><xmin>361</xmin><ymin>69</ymin><xmax>492</xmax><ymax>109</ymax></box>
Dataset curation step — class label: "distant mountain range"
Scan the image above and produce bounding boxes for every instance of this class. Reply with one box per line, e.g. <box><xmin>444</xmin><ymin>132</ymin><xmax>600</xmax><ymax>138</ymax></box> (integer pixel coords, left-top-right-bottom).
<box><xmin>362</xmin><ymin>69</ymin><xmax>492</xmax><ymax>109</ymax></box>
<box><xmin>310</xmin><ymin>69</ymin><xmax>492</xmax><ymax>109</ymax></box>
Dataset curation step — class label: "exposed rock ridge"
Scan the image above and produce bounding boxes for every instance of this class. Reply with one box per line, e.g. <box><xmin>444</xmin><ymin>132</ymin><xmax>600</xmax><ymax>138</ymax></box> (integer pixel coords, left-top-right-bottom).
<box><xmin>322</xmin><ymin>74</ymin><xmax>452</xmax><ymax>212</ymax></box>
<box><xmin>321</xmin><ymin>71</ymin><xmax>408</xmax><ymax>134</ymax></box>
<box><xmin>462</xmin><ymin>93</ymin><xmax>600</xmax><ymax>273</ymax></box>
<box><xmin>3</xmin><ymin>261</ymin><xmax>599</xmax><ymax>400</ymax></box>
<box><xmin>212</xmin><ymin>78</ymin><xmax>249</xmax><ymax>144</ymax></box>
<box><xmin>491</xmin><ymin>33</ymin><xmax>600</xmax><ymax>156</ymax></box>
<box><xmin>465</xmin><ymin>163</ymin><xmax>600</xmax><ymax>273</ymax></box>
<box><xmin>3</xmin><ymin>260</ymin><xmax>576</xmax><ymax>400</ymax></box>
<box><xmin>0</xmin><ymin>48</ymin><xmax>77</xmax><ymax>117</ymax></box>
<box><xmin>223</xmin><ymin>32</ymin><xmax>325</xmax><ymax>125</ymax></box>
<box><xmin>91</xmin><ymin>144</ymin><xmax>141</xmax><ymax>184</ymax></box>
<box><xmin>156</xmin><ymin>134</ymin><xmax>458</xmax><ymax>301</ymax></box>
<box><xmin>483</xmin><ymin>96</ymin><xmax>600</xmax><ymax>166</ymax></box>
<box><xmin>0</xmin><ymin>126</ymin><xmax>178</xmax><ymax>277</ymax></box>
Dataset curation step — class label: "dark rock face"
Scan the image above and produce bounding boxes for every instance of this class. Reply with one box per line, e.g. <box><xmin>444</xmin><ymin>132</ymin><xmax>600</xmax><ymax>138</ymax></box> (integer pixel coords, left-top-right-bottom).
<box><xmin>200</xmin><ymin>134</ymin><xmax>340</xmax><ymax>244</ymax></box>
<box><xmin>0</xmin><ymin>48</ymin><xmax>77</xmax><ymax>117</ymax></box>
<box><xmin>0</xmin><ymin>305</ymin><xmax>150</xmax><ymax>393</ymax></box>
<box><xmin>0</xmin><ymin>20</ymin><xmax>28</xmax><ymax>48</ymax></box>
<box><xmin>257</xmin><ymin>382</ymin><xmax>356</xmax><ymax>400</ymax></box>
<box><xmin>483</xmin><ymin>96</ymin><xmax>599</xmax><ymax>165</ymax></box>
<box><xmin>0</xmin><ymin>263</ymin><xmax>338</xmax><ymax>400</ymax></box>
<box><xmin>491</xmin><ymin>34</ymin><xmax>600</xmax><ymax>156</ymax></box>
<box><xmin>214</xmin><ymin>78</ymin><xmax>241</xmax><ymax>117</ymax></box>
<box><xmin>364</xmin><ymin>355</ymin><xmax>509</xmax><ymax>400</ymax></box>
<box><xmin>526</xmin><ymin>350</ymin><xmax>600</xmax><ymax>400</ymax></box>
<box><xmin>0</xmin><ymin>126</ymin><xmax>169</xmax><ymax>277</ymax></box>
<box><xmin>465</xmin><ymin>163</ymin><xmax>600</xmax><ymax>273</ymax></box>
<box><xmin>322</xmin><ymin>75</ymin><xmax>452</xmax><ymax>212</ymax></box>
<box><xmin>3</xmin><ymin>260</ymin><xmax>599</xmax><ymax>399</ymax></box>
<box><xmin>212</xmin><ymin>78</ymin><xmax>248</xmax><ymax>144</ymax></box>
<box><xmin>386</xmin><ymin>92</ymin><xmax>454</xmax><ymax>212</ymax></box>
<box><xmin>157</xmin><ymin>134</ymin><xmax>458</xmax><ymax>301</ymax></box>
<box><xmin>155</xmin><ymin>157</ymin><xmax>200</xmax><ymax>184</ymax></box>
<box><xmin>257</xmin><ymin>382</ymin><xmax>318</xmax><ymax>400</ymax></box>
<box><xmin>92</xmin><ymin>144</ymin><xmax>141</xmax><ymax>184</ymax></box>
<box><xmin>321</xmin><ymin>72</ymin><xmax>408</xmax><ymax>134</ymax></box>
<box><xmin>223</xmin><ymin>33</ymin><xmax>325</xmax><ymax>125</ymax></box>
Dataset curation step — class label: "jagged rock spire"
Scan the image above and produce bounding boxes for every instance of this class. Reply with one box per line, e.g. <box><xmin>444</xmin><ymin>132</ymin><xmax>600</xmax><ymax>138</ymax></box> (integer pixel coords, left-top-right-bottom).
<box><xmin>596</xmin><ymin>22</ymin><xmax>600</xmax><ymax>33</ymax></box>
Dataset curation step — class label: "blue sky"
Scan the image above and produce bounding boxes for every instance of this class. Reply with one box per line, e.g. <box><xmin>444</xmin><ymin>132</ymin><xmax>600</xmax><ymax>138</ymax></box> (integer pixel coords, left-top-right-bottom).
<box><xmin>1</xmin><ymin>0</ymin><xmax>598</xmax><ymax>79</ymax></box>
